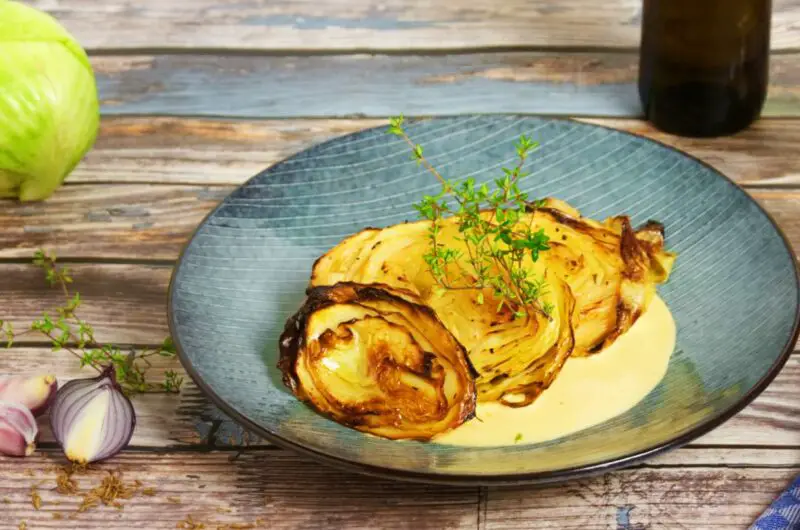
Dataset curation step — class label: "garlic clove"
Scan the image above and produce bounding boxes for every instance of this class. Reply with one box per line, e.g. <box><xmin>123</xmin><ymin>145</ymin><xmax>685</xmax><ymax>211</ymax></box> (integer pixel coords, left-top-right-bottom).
<box><xmin>0</xmin><ymin>420</ymin><xmax>34</xmax><ymax>457</ymax></box>
<box><xmin>0</xmin><ymin>401</ymin><xmax>38</xmax><ymax>457</ymax></box>
<box><xmin>0</xmin><ymin>374</ymin><xmax>58</xmax><ymax>416</ymax></box>
<box><xmin>50</xmin><ymin>366</ymin><xmax>135</xmax><ymax>464</ymax></box>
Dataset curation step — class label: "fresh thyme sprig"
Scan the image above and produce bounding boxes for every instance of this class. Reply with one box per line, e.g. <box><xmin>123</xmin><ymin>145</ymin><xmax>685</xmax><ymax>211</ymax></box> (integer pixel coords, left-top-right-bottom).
<box><xmin>1</xmin><ymin>250</ymin><xmax>182</xmax><ymax>395</ymax></box>
<box><xmin>388</xmin><ymin>115</ymin><xmax>553</xmax><ymax>319</ymax></box>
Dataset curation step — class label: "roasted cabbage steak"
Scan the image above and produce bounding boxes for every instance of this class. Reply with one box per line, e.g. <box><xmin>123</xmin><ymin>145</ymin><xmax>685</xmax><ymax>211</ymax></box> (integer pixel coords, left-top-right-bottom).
<box><xmin>278</xmin><ymin>282</ymin><xmax>478</xmax><ymax>440</ymax></box>
<box><xmin>308</xmin><ymin>198</ymin><xmax>675</xmax><ymax>407</ymax></box>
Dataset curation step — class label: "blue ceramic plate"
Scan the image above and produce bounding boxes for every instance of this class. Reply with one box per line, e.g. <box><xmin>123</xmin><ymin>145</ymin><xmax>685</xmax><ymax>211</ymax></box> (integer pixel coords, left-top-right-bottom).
<box><xmin>169</xmin><ymin>116</ymin><xmax>799</xmax><ymax>485</ymax></box>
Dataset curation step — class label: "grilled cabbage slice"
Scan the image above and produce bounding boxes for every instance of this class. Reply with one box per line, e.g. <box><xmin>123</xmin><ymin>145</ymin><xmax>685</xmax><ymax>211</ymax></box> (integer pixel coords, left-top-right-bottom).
<box><xmin>310</xmin><ymin>198</ymin><xmax>675</xmax><ymax>405</ymax></box>
<box><xmin>278</xmin><ymin>282</ymin><xmax>477</xmax><ymax>440</ymax></box>
<box><xmin>534</xmin><ymin>199</ymin><xmax>675</xmax><ymax>355</ymax></box>
<box><xmin>468</xmin><ymin>276</ymin><xmax>576</xmax><ymax>407</ymax></box>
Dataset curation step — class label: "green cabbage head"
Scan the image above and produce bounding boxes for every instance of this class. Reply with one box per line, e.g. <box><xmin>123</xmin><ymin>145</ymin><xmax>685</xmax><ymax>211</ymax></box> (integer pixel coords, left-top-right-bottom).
<box><xmin>0</xmin><ymin>0</ymin><xmax>99</xmax><ymax>201</ymax></box>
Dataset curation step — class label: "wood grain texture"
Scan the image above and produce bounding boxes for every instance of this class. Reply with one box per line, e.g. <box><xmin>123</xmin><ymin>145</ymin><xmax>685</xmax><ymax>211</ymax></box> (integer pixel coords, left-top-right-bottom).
<box><xmin>647</xmin><ymin>447</ymin><xmax>800</xmax><ymax>467</ymax></box>
<box><xmin>0</xmin><ymin>264</ymin><xmax>171</xmax><ymax>344</ymax></box>
<box><xmin>66</xmin><ymin>117</ymin><xmax>800</xmax><ymax>186</ymax></box>
<box><xmin>72</xmin><ymin>118</ymin><xmax>383</xmax><ymax>185</ymax></box>
<box><xmin>577</xmin><ymin>119</ymin><xmax>800</xmax><ymax>188</ymax></box>
<box><xmin>483</xmin><ymin>466</ymin><xmax>800</xmax><ymax>530</ymax></box>
<box><xmin>698</xmin><ymin>355</ymin><xmax>800</xmax><ymax>446</ymax></box>
<box><xmin>3</xmin><ymin>186</ymin><xmax>800</xmax><ymax>260</ymax></box>
<box><xmin>0</xmin><ymin>451</ymin><xmax>481</xmax><ymax>529</ymax></box>
<box><xmin>0</xmin><ymin>451</ymin><xmax>797</xmax><ymax>530</ymax></box>
<box><xmin>90</xmin><ymin>53</ymin><xmax>800</xmax><ymax>118</ymax></box>
<box><xmin>22</xmin><ymin>0</ymin><xmax>800</xmax><ymax>51</ymax></box>
<box><xmin>0</xmin><ymin>185</ymin><xmax>221</xmax><ymax>260</ymax></box>
<box><xmin>753</xmin><ymin>191</ymin><xmax>800</xmax><ymax>250</ymax></box>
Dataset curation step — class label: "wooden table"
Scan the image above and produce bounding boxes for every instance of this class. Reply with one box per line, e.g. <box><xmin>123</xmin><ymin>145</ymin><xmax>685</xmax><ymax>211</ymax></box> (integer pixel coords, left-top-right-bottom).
<box><xmin>2</xmin><ymin>1</ymin><xmax>800</xmax><ymax>528</ymax></box>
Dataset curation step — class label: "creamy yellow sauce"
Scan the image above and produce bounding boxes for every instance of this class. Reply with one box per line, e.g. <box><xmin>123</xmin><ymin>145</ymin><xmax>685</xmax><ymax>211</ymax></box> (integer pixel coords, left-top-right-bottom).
<box><xmin>434</xmin><ymin>295</ymin><xmax>676</xmax><ymax>447</ymax></box>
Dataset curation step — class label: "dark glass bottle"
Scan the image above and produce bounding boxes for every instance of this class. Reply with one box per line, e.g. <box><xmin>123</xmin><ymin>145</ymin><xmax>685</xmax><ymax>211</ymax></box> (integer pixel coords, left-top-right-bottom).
<box><xmin>638</xmin><ymin>0</ymin><xmax>772</xmax><ymax>137</ymax></box>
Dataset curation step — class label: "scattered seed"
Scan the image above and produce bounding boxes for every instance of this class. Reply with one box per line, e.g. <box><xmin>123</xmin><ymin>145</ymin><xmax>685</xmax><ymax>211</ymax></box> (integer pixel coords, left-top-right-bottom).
<box><xmin>55</xmin><ymin>467</ymin><xmax>79</xmax><ymax>495</ymax></box>
<box><xmin>177</xmin><ymin>515</ymin><xmax>206</xmax><ymax>529</ymax></box>
<box><xmin>77</xmin><ymin>471</ymin><xmax>140</xmax><ymax>513</ymax></box>
<box><xmin>30</xmin><ymin>486</ymin><xmax>41</xmax><ymax>510</ymax></box>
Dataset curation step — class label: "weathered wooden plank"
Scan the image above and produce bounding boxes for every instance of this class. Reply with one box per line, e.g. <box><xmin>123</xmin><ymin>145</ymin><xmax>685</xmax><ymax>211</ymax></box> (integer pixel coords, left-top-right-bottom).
<box><xmin>0</xmin><ymin>185</ymin><xmax>222</xmax><ymax>260</ymax></box>
<box><xmin>1</xmin><ymin>451</ymin><xmax>797</xmax><ymax>529</ymax></box>
<box><xmin>67</xmin><ymin>117</ymin><xmax>800</xmax><ymax>188</ymax></box>
<box><xmin>0</xmin><ymin>451</ymin><xmax>481</xmax><ymax>529</ymax></box>
<box><xmin>647</xmin><ymin>447</ymin><xmax>800</xmax><ymax>467</ymax></box>
<box><xmin>75</xmin><ymin>117</ymin><xmax>384</xmax><ymax>185</ymax></box>
<box><xmin>90</xmin><ymin>53</ymin><xmax>800</xmax><ymax>118</ymax></box>
<box><xmin>22</xmin><ymin>0</ymin><xmax>800</xmax><ymax>51</ymax></box>
<box><xmin>0</xmin><ymin>348</ymin><xmax>185</xmax><ymax>448</ymax></box>
<box><xmin>753</xmin><ymin>191</ymin><xmax>800</xmax><ymax>250</ymax></box>
<box><xmin>483</xmin><ymin>466</ymin><xmax>800</xmax><ymax>530</ymax></box>
<box><xmin>576</xmin><ymin>119</ymin><xmax>800</xmax><ymax>188</ymax></box>
<box><xmin>697</xmin><ymin>355</ymin><xmax>800</xmax><ymax>446</ymax></box>
<box><xmin>0</xmin><ymin>264</ymin><xmax>171</xmax><ymax>344</ymax></box>
<box><xmin>3</xmin><ymin>186</ymin><xmax>800</xmax><ymax>260</ymax></box>
<box><xmin>170</xmin><ymin>380</ymin><xmax>267</xmax><ymax>447</ymax></box>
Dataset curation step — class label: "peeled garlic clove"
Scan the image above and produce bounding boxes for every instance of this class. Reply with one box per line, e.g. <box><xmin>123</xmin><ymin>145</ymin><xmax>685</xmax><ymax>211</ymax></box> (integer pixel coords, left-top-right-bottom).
<box><xmin>0</xmin><ymin>401</ymin><xmax>38</xmax><ymax>457</ymax></box>
<box><xmin>0</xmin><ymin>374</ymin><xmax>58</xmax><ymax>416</ymax></box>
<box><xmin>50</xmin><ymin>366</ymin><xmax>135</xmax><ymax>464</ymax></box>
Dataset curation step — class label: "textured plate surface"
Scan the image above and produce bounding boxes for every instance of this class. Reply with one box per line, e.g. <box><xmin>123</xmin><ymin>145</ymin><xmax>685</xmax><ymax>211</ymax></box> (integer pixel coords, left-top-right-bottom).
<box><xmin>169</xmin><ymin>116</ymin><xmax>799</xmax><ymax>485</ymax></box>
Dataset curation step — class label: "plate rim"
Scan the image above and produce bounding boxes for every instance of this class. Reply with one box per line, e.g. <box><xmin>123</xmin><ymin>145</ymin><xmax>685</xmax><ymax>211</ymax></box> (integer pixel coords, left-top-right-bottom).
<box><xmin>167</xmin><ymin>115</ymin><xmax>800</xmax><ymax>486</ymax></box>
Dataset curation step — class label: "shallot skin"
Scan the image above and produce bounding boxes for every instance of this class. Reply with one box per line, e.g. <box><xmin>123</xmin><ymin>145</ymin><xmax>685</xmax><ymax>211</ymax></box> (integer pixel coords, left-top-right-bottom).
<box><xmin>49</xmin><ymin>366</ymin><xmax>136</xmax><ymax>464</ymax></box>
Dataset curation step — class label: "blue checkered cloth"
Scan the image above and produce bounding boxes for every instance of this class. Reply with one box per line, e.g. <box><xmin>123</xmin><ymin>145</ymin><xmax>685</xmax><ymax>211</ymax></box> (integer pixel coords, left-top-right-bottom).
<box><xmin>750</xmin><ymin>475</ymin><xmax>800</xmax><ymax>530</ymax></box>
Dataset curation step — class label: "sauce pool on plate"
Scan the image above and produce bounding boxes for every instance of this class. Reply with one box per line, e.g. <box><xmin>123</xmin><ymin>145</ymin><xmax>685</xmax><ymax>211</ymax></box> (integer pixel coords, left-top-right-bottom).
<box><xmin>434</xmin><ymin>295</ymin><xmax>676</xmax><ymax>447</ymax></box>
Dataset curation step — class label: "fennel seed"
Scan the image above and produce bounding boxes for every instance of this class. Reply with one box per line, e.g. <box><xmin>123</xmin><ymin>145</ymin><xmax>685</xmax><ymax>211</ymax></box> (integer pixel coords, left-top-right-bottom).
<box><xmin>77</xmin><ymin>471</ymin><xmax>140</xmax><ymax>513</ymax></box>
<box><xmin>30</xmin><ymin>486</ymin><xmax>41</xmax><ymax>510</ymax></box>
<box><xmin>177</xmin><ymin>515</ymin><xmax>207</xmax><ymax>529</ymax></box>
<box><xmin>55</xmin><ymin>467</ymin><xmax>79</xmax><ymax>495</ymax></box>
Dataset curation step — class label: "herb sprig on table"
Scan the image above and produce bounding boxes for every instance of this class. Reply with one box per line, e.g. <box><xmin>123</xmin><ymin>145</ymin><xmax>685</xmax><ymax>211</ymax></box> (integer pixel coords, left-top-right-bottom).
<box><xmin>0</xmin><ymin>250</ymin><xmax>182</xmax><ymax>395</ymax></box>
<box><xmin>388</xmin><ymin>115</ymin><xmax>552</xmax><ymax>319</ymax></box>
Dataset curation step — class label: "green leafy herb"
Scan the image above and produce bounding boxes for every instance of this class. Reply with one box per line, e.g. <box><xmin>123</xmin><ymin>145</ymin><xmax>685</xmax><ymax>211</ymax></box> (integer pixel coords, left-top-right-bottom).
<box><xmin>3</xmin><ymin>250</ymin><xmax>181</xmax><ymax>395</ymax></box>
<box><xmin>389</xmin><ymin>115</ymin><xmax>551</xmax><ymax>319</ymax></box>
<box><xmin>514</xmin><ymin>433</ymin><xmax>523</xmax><ymax>443</ymax></box>
<box><xmin>162</xmin><ymin>370</ymin><xmax>184</xmax><ymax>393</ymax></box>
<box><xmin>0</xmin><ymin>320</ymin><xmax>14</xmax><ymax>348</ymax></box>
